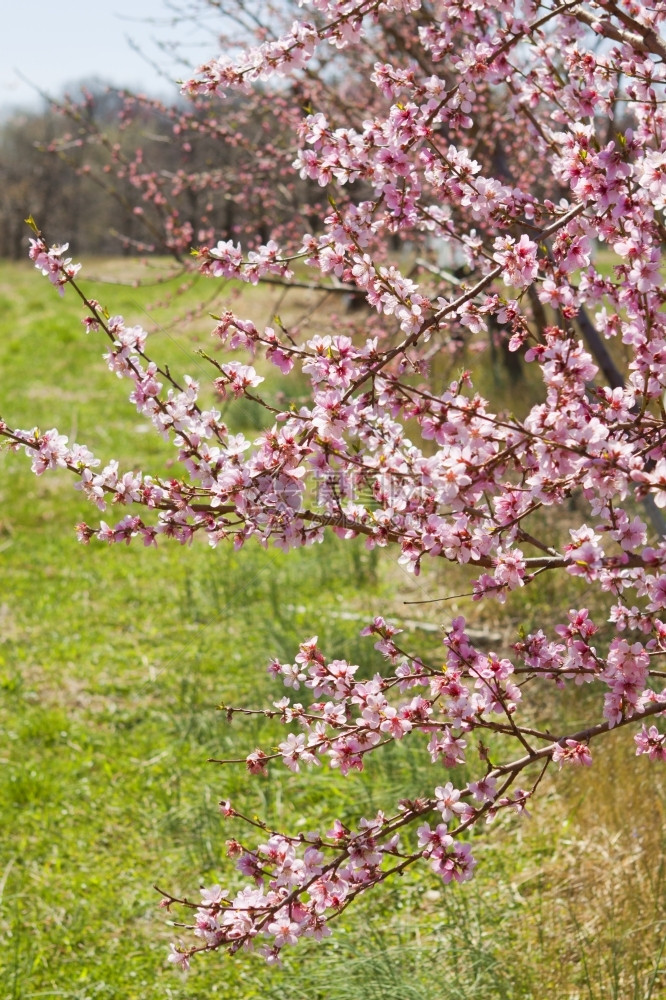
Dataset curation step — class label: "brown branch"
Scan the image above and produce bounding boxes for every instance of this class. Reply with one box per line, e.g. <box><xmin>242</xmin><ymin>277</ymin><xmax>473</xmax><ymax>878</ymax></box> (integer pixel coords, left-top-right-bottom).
<box><xmin>492</xmin><ymin>699</ymin><xmax>666</xmax><ymax>777</ymax></box>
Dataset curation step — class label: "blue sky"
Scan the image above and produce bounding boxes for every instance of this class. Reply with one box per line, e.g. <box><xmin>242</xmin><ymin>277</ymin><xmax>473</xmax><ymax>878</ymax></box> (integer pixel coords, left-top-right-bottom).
<box><xmin>0</xmin><ymin>0</ymin><xmax>218</xmax><ymax>112</ymax></box>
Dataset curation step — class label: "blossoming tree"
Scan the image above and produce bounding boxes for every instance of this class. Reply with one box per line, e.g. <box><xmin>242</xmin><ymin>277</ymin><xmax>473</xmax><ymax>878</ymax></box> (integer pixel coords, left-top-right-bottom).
<box><xmin>3</xmin><ymin>0</ymin><xmax>666</xmax><ymax>969</ymax></box>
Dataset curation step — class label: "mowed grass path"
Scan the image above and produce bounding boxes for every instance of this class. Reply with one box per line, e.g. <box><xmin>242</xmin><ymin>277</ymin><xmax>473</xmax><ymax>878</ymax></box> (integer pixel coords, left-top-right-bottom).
<box><xmin>0</xmin><ymin>259</ymin><xmax>665</xmax><ymax>1000</ymax></box>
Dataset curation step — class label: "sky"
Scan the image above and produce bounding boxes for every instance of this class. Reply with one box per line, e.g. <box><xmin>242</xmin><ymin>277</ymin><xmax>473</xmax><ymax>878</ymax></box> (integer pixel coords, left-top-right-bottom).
<box><xmin>0</xmin><ymin>0</ymin><xmax>218</xmax><ymax>113</ymax></box>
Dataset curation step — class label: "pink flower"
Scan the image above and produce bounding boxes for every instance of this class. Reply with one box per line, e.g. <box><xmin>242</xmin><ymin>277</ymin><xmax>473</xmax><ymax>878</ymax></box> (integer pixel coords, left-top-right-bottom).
<box><xmin>434</xmin><ymin>782</ymin><xmax>472</xmax><ymax>823</ymax></box>
<box><xmin>493</xmin><ymin>234</ymin><xmax>539</xmax><ymax>287</ymax></box>
<box><xmin>551</xmin><ymin>740</ymin><xmax>593</xmax><ymax>768</ymax></box>
<box><xmin>28</xmin><ymin>238</ymin><xmax>81</xmax><ymax>294</ymax></box>
<box><xmin>167</xmin><ymin>945</ymin><xmax>190</xmax><ymax>971</ymax></box>
<box><xmin>467</xmin><ymin>776</ymin><xmax>497</xmax><ymax>803</ymax></box>
<box><xmin>634</xmin><ymin>725</ymin><xmax>666</xmax><ymax>761</ymax></box>
<box><xmin>215</xmin><ymin>363</ymin><xmax>264</xmax><ymax>399</ymax></box>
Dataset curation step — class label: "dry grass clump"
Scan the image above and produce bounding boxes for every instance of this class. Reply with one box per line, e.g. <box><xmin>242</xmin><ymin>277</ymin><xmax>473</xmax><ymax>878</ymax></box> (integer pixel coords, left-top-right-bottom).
<box><xmin>496</xmin><ymin>732</ymin><xmax>666</xmax><ymax>999</ymax></box>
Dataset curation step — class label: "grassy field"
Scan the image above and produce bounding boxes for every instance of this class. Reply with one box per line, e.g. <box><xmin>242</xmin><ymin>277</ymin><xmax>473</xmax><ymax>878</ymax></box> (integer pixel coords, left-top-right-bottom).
<box><xmin>0</xmin><ymin>257</ymin><xmax>665</xmax><ymax>1000</ymax></box>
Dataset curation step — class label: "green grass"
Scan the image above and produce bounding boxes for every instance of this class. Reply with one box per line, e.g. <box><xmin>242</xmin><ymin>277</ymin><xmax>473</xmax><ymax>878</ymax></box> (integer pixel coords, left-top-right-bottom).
<box><xmin>0</xmin><ymin>259</ymin><xmax>665</xmax><ymax>999</ymax></box>
<box><xmin>0</xmin><ymin>259</ymin><xmax>446</xmax><ymax>999</ymax></box>
<box><xmin>0</xmin><ymin>260</ymin><xmax>371</xmax><ymax>997</ymax></box>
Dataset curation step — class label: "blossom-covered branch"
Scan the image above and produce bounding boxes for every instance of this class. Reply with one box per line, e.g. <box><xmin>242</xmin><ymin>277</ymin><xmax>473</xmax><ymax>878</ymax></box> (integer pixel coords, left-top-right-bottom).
<box><xmin>3</xmin><ymin>0</ymin><xmax>666</xmax><ymax>970</ymax></box>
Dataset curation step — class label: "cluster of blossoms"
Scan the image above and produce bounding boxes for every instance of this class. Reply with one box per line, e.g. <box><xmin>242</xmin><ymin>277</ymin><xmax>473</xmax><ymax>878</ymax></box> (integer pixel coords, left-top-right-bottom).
<box><xmin>28</xmin><ymin>238</ymin><xmax>81</xmax><ymax>294</ymax></box>
<box><xmin>198</xmin><ymin>240</ymin><xmax>295</xmax><ymax>285</ymax></box>
<box><xmin>4</xmin><ymin>0</ymin><xmax>666</xmax><ymax>969</ymax></box>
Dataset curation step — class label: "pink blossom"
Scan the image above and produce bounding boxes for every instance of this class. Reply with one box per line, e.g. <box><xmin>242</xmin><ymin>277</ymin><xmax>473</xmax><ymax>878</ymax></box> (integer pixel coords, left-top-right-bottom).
<box><xmin>215</xmin><ymin>362</ymin><xmax>264</xmax><ymax>399</ymax></box>
<box><xmin>493</xmin><ymin>234</ymin><xmax>539</xmax><ymax>287</ymax></box>
<box><xmin>634</xmin><ymin>725</ymin><xmax>666</xmax><ymax>761</ymax></box>
<box><xmin>467</xmin><ymin>776</ymin><xmax>497</xmax><ymax>804</ymax></box>
<box><xmin>551</xmin><ymin>740</ymin><xmax>593</xmax><ymax>768</ymax></box>
<box><xmin>434</xmin><ymin>782</ymin><xmax>473</xmax><ymax>824</ymax></box>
